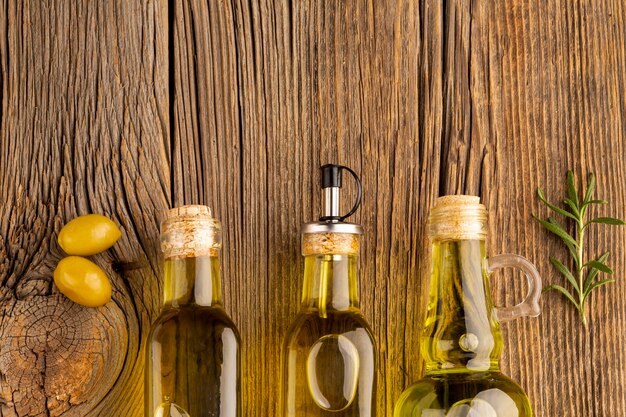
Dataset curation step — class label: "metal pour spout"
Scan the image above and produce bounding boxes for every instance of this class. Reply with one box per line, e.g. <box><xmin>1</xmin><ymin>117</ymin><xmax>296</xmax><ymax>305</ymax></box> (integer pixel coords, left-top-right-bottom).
<box><xmin>320</xmin><ymin>164</ymin><xmax>343</xmax><ymax>221</ymax></box>
<box><xmin>301</xmin><ymin>164</ymin><xmax>363</xmax><ymax>238</ymax></box>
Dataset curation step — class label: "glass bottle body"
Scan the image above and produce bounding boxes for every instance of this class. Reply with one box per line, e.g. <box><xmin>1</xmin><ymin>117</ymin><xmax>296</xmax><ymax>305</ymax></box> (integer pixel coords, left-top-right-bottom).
<box><xmin>145</xmin><ymin>256</ymin><xmax>240</xmax><ymax>417</ymax></box>
<box><xmin>394</xmin><ymin>240</ymin><xmax>531</xmax><ymax>417</ymax></box>
<box><xmin>282</xmin><ymin>254</ymin><xmax>376</xmax><ymax>417</ymax></box>
<box><xmin>394</xmin><ymin>373</ymin><xmax>531</xmax><ymax>417</ymax></box>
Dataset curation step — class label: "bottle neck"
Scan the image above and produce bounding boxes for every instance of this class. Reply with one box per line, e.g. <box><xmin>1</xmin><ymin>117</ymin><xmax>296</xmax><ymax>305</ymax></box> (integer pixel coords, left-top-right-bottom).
<box><xmin>422</xmin><ymin>239</ymin><xmax>502</xmax><ymax>375</ymax></box>
<box><xmin>163</xmin><ymin>255</ymin><xmax>222</xmax><ymax>308</ymax></box>
<box><xmin>301</xmin><ymin>254</ymin><xmax>360</xmax><ymax>316</ymax></box>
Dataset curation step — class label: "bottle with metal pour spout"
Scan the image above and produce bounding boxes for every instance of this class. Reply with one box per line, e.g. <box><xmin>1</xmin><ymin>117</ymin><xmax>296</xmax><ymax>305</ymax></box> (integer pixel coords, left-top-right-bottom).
<box><xmin>280</xmin><ymin>164</ymin><xmax>377</xmax><ymax>417</ymax></box>
<box><xmin>393</xmin><ymin>195</ymin><xmax>542</xmax><ymax>417</ymax></box>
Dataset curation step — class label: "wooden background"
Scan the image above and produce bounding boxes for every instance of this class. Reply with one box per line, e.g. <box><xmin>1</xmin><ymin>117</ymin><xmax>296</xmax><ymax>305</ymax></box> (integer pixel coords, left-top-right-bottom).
<box><xmin>1</xmin><ymin>0</ymin><xmax>625</xmax><ymax>416</ymax></box>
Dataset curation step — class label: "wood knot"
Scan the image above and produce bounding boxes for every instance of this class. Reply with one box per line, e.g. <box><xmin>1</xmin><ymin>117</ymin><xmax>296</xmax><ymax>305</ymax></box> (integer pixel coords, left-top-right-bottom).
<box><xmin>0</xmin><ymin>295</ymin><xmax>128</xmax><ymax>416</ymax></box>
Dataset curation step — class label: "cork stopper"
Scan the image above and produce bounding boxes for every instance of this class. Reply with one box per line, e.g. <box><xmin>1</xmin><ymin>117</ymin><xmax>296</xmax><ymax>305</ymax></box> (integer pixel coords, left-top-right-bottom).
<box><xmin>429</xmin><ymin>195</ymin><xmax>487</xmax><ymax>241</ymax></box>
<box><xmin>160</xmin><ymin>205</ymin><xmax>221</xmax><ymax>258</ymax></box>
<box><xmin>302</xmin><ymin>232</ymin><xmax>360</xmax><ymax>256</ymax></box>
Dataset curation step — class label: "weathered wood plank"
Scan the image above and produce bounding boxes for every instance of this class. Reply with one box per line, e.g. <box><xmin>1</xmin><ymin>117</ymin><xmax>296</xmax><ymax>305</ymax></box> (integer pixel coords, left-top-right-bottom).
<box><xmin>453</xmin><ymin>0</ymin><xmax>626</xmax><ymax>415</ymax></box>
<box><xmin>172</xmin><ymin>2</ymin><xmax>430</xmax><ymax>415</ymax></box>
<box><xmin>0</xmin><ymin>1</ymin><xmax>169</xmax><ymax>416</ymax></box>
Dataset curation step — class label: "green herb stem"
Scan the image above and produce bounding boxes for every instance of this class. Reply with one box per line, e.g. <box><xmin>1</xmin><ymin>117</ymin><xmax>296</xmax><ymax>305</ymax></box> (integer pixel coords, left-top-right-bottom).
<box><xmin>535</xmin><ymin>171</ymin><xmax>624</xmax><ymax>327</ymax></box>
<box><xmin>577</xmin><ymin>224</ymin><xmax>586</xmax><ymax>326</ymax></box>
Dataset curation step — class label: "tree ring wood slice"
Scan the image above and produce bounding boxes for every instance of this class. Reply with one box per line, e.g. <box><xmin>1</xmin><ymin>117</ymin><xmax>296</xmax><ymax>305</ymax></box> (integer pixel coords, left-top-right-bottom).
<box><xmin>0</xmin><ymin>294</ymin><xmax>127</xmax><ymax>417</ymax></box>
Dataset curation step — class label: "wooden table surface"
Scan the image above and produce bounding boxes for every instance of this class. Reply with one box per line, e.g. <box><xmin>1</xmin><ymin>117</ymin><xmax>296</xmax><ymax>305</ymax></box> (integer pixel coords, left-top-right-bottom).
<box><xmin>1</xmin><ymin>1</ymin><xmax>625</xmax><ymax>416</ymax></box>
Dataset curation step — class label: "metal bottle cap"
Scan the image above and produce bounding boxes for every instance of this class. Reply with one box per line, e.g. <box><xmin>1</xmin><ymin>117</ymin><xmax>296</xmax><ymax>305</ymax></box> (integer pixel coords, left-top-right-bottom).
<box><xmin>301</xmin><ymin>165</ymin><xmax>363</xmax><ymax>255</ymax></box>
<box><xmin>301</xmin><ymin>221</ymin><xmax>363</xmax><ymax>234</ymax></box>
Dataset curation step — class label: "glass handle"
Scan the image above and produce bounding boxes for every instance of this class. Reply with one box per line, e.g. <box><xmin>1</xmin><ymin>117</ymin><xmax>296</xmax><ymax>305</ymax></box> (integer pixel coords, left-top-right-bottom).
<box><xmin>487</xmin><ymin>254</ymin><xmax>542</xmax><ymax>322</ymax></box>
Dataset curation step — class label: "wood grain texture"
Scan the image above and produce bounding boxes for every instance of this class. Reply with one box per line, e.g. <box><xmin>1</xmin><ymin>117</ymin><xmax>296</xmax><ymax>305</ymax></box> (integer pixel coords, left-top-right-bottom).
<box><xmin>1</xmin><ymin>0</ymin><xmax>625</xmax><ymax>416</ymax></box>
<box><xmin>0</xmin><ymin>1</ymin><xmax>169</xmax><ymax>416</ymax></box>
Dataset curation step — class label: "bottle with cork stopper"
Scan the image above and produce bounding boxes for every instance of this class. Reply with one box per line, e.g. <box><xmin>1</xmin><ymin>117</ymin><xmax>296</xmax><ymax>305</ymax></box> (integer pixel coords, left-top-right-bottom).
<box><xmin>393</xmin><ymin>195</ymin><xmax>542</xmax><ymax>417</ymax></box>
<box><xmin>280</xmin><ymin>164</ymin><xmax>377</xmax><ymax>417</ymax></box>
<box><xmin>145</xmin><ymin>205</ymin><xmax>240</xmax><ymax>417</ymax></box>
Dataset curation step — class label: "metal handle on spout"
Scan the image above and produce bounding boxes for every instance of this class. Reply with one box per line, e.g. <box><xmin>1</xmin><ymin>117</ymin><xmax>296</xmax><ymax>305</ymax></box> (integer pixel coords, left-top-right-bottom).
<box><xmin>319</xmin><ymin>164</ymin><xmax>362</xmax><ymax>222</ymax></box>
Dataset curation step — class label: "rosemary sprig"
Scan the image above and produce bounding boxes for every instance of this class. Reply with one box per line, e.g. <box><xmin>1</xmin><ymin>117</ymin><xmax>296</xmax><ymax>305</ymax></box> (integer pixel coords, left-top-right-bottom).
<box><xmin>534</xmin><ymin>171</ymin><xmax>625</xmax><ymax>326</ymax></box>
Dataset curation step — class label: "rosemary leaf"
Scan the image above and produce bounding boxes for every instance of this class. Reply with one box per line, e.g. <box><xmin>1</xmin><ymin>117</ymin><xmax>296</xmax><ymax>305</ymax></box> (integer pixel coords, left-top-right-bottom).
<box><xmin>584</xmin><ymin>199</ymin><xmax>608</xmax><ymax>206</ymax></box>
<box><xmin>550</xmin><ymin>257</ymin><xmax>579</xmax><ymax>292</ymax></box>
<box><xmin>548</xmin><ymin>217</ymin><xmax>579</xmax><ymax>264</ymax></box>
<box><xmin>584</xmin><ymin>173</ymin><xmax>596</xmax><ymax>204</ymax></box>
<box><xmin>583</xmin><ymin>252</ymin><xmax>610</xmax><ymax>293</ymax></box>
<box><xmin>588</xmin><ymin>217</ymin><xmax>626</xmax><ymax>226</ymax></box>
<box><xmin>563</xmin><ymin>198</ymin><xmax>580</xmax><ymax>216</ymax></box>
<box><xmin>583</xmin><ymin>260</ymin><xmax>613</xmax><ymax>274</ymax></box>
<box><xmin>537</xmin><ymin>188</ymin><xmax>578</xmax><ymax>220</ymax></box>
<box><xmin>566</xmin><ymin>171</ymin><xmax>579</xmax><ymax>206</ymax></box>
<box><xmin>533</xmin><ymin>215</ymin><xmax>578</xmax><ymax>248</ymax></box>
<box><xmin>585</xmin><ymin>278</ymin><xmax>616</xmax><ymax>297</ymax></box>
<box><xmin>543</xmin><ymin>284</ymin><xmax>580</xmax><ymax>309</ymax></box>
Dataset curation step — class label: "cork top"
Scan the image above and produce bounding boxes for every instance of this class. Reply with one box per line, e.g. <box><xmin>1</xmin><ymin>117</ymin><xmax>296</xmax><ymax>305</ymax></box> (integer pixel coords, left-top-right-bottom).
<box><xmin>302</xmin><ymin>232</ymin><xmax>360</xmax><ymax>256</ymax></box>
<box><xmin>160</xmin><ymin>205</ymin><xmax>222</xmax><ymax>258</ymax></box>
<box><xmin>429</xmin><ymin>195</ymin><xmax>488</xmax><ymax>241</ymax></box>
<box><xmin>434</xmin><ymin>195</ymin><xmax>481</xmax><ymax>206</ymax></box>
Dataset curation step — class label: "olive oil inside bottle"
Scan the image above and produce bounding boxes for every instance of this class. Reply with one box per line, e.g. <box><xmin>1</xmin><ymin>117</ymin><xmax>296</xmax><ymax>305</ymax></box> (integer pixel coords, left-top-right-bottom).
<box><xmin>146</xmin><ymin>256</ymin><xmax>240</xmax><ymax>417</ymax></box>
<box><xmin>422</xmin><ymin>240</ymin><xmax>502</xmax><ymax>374</ymax></box>
<box><xmin>281</xmin><ymin>164</ymin><xmax>376</xmax><ymax>417</ymax></box>
<box><xmin>393</xmin><ymin>196</ymin><xmax>535</xmax><ymax>417</ymax></box>
<box><xmin>282</xmin><ymin>254</ymin><xmax>376</xmax><ymax>417</ymax></box>
<box><xmin>395</xmin><ymin>373</ymin><xmax>532</xmax><ymax>417</ymax></box>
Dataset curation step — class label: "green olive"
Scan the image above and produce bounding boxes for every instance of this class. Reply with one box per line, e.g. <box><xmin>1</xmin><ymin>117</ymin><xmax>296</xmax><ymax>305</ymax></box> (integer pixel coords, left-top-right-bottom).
<box><xmin>58</xmin><ymin>214</ymin><xmax>121</xmax><ymax>255</ymax></box>
<box><xmin>54</xmin><ymin>256</ymin><xmax>112</xmax><ymax>307</ymax></box>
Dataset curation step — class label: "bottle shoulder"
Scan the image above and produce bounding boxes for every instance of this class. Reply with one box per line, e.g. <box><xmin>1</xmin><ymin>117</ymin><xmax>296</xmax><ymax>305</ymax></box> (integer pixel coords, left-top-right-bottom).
<box><xmin>285</xmin><ymin>309</ymin><xmax>376</xmax><ymax>348</ymax></box>
<box><xmin>288</xmin><ymin>309</ymin><xmax>373</xmax><ymax>330</ymax></box>
<box><xmin>148</xmin><ymin>305</ymin><xmax>240</xmax><ymax>339</ymax></box>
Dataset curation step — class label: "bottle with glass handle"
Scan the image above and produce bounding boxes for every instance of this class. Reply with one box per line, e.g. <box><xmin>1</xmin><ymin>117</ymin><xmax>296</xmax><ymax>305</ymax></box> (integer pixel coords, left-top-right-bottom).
<box><xmin>280</xmin><ymin>164</ymin><xmax>377</xmax><ymax>417</ymax></box>
<box><xmin>393</xmin><ymin>195</ymin><xmax>541</xmax><ymax>417</ymax></box>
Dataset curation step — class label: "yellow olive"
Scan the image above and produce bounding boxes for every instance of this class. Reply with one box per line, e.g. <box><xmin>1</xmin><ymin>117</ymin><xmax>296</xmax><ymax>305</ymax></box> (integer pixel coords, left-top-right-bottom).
<box><xmin>58</xmin><ymin>214</ymin><xmax>121</xmax><ymax>255</ymax></box>
<box><xmin>54</xmin><ymin>256</ymin><xmax>112</xmax><ymax>307</ymax></box>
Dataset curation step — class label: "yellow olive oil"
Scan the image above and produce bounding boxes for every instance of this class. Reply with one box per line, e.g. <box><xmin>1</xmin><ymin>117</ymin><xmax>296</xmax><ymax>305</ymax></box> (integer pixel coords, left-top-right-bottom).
<box><xmin>422</xmin><ymin>240</ymin><xmax>503</xmax><ymax>374</ymax></box>
<box><xmin>394</xmin><ymin>373</ymin><xmax>532</xmax><ymax>417</ymax></box>
<box><xmin>282</xmin><ymin>255</ymin><xmax>376</xmax><ymax>417</ymax></box>
<box><xmin>145</xmin><ymin>207</ymin><xmax>240</xmax><ymax>417</ymax></box>
<box><xmin>394</xmin><ymin>240</ymin><xmax>531</xmax><ymax>416</ymax></box>
<box><xmin>394</xmin><ymin>196</ymin><xmax>539</xmax><ymax>417</ymax></box>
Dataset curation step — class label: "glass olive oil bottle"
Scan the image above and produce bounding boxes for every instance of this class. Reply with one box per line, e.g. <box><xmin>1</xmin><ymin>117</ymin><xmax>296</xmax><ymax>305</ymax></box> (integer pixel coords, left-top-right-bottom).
<box><xmin>145</xmin><ymin>206</ymin><xmax>240</xmax><ymax>417</ymax></box>
<box><xmin>281</xmin><ymin>165</ymin><xmax>376</xmax><ymax>417</ymax></box>
<box><xmin>394</xmin><ymin>196</ymin><xmax>542</xmax><ymax>417</ymax></box>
